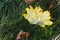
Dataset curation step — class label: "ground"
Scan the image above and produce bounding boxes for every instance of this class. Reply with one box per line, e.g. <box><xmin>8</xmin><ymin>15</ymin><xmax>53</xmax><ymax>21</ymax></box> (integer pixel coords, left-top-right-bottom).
<box><xmin>0</xmin><ymin>0</ymin><xmax>60</xmax><ymax>40</ymax></box>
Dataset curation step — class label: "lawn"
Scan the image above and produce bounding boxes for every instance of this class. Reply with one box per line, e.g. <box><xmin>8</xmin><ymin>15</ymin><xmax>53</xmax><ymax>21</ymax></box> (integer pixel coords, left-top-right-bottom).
<box><xmin>0</xmin><ymin>0</ymin><xmax>60</xmax><ymax>40</ymax></box>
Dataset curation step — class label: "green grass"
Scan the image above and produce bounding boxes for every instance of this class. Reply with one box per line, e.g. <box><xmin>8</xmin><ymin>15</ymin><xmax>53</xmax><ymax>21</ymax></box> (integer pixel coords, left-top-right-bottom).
<box><xmin>0</xmin><ymin>0</ymin><xmax>60</xmax><ymax>40</ymax></box>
